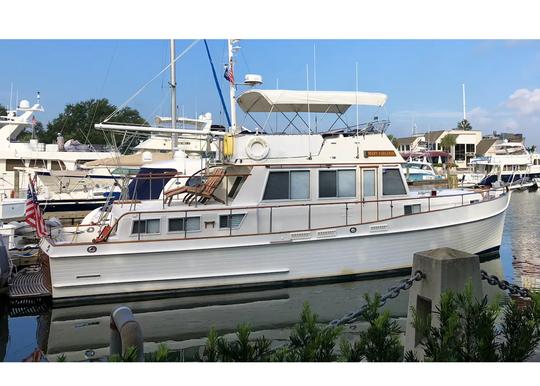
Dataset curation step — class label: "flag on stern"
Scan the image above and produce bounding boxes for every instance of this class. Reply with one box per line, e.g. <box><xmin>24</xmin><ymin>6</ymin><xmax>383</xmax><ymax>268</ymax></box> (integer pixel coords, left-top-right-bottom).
<box><xmin>25</xmin><ymin>176</ymin><xmax>47</xmax><ymax>237</ymax></box>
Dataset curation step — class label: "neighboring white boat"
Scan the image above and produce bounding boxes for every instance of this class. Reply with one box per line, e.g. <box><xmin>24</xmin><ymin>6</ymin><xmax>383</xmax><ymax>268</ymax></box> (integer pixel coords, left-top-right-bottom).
<box><xmin>460</xmin><ymin>142</ymin><xmax>540</xmax><ymax>190</ymax></box>
<box><xmin>39</xmin><ymin>86</ymin><xmax>511</xmax><ymax>302</ymax></box>
<box><xmin>0</xmin><ymin>95</ymin><xmax>116</xmax><ymax>202</ymax></box>
<box><xmin>402</xmin><ymin>160</ymin><xmax>444</xmax><ymax>182</ymax></box>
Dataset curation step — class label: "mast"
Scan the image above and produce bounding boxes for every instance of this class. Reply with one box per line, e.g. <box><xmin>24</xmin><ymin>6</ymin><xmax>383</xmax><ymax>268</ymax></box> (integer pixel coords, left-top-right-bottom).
<box><xmin>170</xmin><ymin>39</ymin><xmax>178</xmax><ymax>155</ymax></box>
<box><xmin>227</xmin><ymin>39</ymin><xmax>237</xmax><ymax>133</ymax></box>
<box><xmin>462</xmin><ymin>83</ymin><xmax>466</xmax><ymax>120</ymax></box>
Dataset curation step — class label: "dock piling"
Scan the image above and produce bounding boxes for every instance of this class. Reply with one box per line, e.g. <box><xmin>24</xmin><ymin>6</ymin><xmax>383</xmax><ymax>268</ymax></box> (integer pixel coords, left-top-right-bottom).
<box><xmin>404</xmin><ymin>247</ymin><xmax>483</xmax><ymax>358</ymax></box>
<box><xmin>110</xmin><ymin>306</ymin><xmax>144</xmax><ymax>361</ymax></box>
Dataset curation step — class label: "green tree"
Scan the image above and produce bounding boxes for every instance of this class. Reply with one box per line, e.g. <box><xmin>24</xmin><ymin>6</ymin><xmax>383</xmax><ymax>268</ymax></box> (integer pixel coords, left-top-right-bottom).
<box><xmin>386</xmin><ymin>134</ymin><xmax>400</xmax><ymax>149</ymax></box>
<box><xmin>457</xmin><ymin>119</ymin><xmax>472</xmax><ymax>131</ymax></box>
<box><xmin>15</xmin><ymin>121</ymin><xmax>45</xmax><ymax>142</ymax></box>
<box><xmin>0</xmin><ymin>104</ymin><xmax>7</xmax><ymax>117</ymax></box>
<box><xmin>41</xmin><ymin>99</ymin><xmax>147</xmax><ymax>148</ymax></box>
<box><xmin>440</xmin><ymin>134</ymin><xmax>457</xmax><ymax>152</ymax></box>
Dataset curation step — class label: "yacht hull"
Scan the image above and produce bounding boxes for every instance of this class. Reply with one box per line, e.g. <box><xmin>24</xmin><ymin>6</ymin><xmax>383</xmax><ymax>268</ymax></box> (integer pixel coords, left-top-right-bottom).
<box><xmin>42</xmin><ymin>193</ymin><xmax>510</xmax><ymax>302</ymax></box>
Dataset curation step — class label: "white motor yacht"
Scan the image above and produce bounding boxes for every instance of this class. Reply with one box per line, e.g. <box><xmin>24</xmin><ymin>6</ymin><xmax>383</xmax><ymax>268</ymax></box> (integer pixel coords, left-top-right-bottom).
<box><xmin>39</xmin><ymin>88</ymin><xmax>511</xmax><ymax>302</ymax></box>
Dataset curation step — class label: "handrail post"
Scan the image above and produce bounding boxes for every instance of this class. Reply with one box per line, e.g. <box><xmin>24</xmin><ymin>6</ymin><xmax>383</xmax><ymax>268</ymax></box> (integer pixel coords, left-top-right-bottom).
<box><xmin>428</xmin><ymin>197</ymin><xmax>431</xmax><ymax>212</ymax></box>
<box><xmin>137</xmin><ymin>213</ymin><xmax>141</xmax><ymax>241</ymax></box>
<box><xmin>269</xmin><ymin>207</ymin><xmax>273</xmax><ymax>233</ymax></box>
<box><xmin>184</xmin><ymin>210</ymin><xmax>188</xmax><ymax>239</ymax></box>
<box><xmin>461</xmin><ymin>193</ymin><xmax>464</xmax><ymax>206</ymax></box>
<box><xmin>345</xmin><ymin>203</ymin><xmax>348</xmax><ymax>225</ymax></box>
<box><xmin>390</xmin><ymin>200</ymin><xmax>393</xmax><ymax>218</ymax></box>
<box><xmin>308</xmin><ymin>204</ymin><xmax>312</xmax><ymax>230</ymax></box>
<box><xmin>229</xmin><ymin>208</ymin><xmax>233</xmax><ymax>236</ymax></box>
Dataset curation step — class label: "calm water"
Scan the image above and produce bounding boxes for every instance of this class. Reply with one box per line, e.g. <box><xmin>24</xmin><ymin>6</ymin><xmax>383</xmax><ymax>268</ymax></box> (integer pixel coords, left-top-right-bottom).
<box><xmin>1</xmin><ymin>190</ymin><xmax>538</xmax><ymax>362</ymax></box>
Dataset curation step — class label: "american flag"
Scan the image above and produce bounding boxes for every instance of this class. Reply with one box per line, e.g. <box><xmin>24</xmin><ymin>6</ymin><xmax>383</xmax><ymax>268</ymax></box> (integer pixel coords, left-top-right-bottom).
<box><xmin>25</xmin><ymin>176</ymin><xmax>47</xmax><ymax>237</ymax></box>
<box><xmin>31</xmin><ymin>115</ymin><xmax>37</xmax><ymax>125</ymax></box>
<box><xmin>224</xmin><ymin>64</ymin><xmax>235</xmax><ymax>85</ymax></box>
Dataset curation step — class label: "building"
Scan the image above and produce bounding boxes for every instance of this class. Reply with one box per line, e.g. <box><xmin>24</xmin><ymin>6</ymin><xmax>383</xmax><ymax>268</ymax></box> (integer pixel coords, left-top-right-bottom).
<box><xmin>396</xmin><ymin>129</ymin><xmax>483</xmax><ymax>168</ymax></box>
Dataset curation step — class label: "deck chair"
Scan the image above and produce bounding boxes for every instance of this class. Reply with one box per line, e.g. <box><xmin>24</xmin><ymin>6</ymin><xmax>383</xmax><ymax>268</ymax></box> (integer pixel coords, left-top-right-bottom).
<box><xmin>164</xmin><ymin>168</ymin><xmax>226</xmax><ymax>206</ymax></box>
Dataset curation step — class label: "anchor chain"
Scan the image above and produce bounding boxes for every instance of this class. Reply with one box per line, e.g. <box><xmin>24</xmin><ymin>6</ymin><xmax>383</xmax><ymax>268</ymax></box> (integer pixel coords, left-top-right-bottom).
<box><xmin>480</xmin><ymin>270</ymin><xmax>531</xmax><ymax>298</ymax></box>
<box><xmin>328</xmin><ymin>270</ymin><xmax>424</xmax><ymax>327</ymax></box>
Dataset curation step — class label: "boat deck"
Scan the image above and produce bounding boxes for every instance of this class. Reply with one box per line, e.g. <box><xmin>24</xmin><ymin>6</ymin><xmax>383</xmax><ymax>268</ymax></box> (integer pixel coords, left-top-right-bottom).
<box><xmin>9</xmin><ymin>266</ymin><xmax>51</xmax><ymax>299</ymax></box>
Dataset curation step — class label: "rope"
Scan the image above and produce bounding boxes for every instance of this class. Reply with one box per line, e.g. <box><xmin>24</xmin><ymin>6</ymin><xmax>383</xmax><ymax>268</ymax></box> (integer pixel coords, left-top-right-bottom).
<box><xmin>102</xmin><ymin>39</ymin><xmax>201</xmax><ymax>123</ymax></box>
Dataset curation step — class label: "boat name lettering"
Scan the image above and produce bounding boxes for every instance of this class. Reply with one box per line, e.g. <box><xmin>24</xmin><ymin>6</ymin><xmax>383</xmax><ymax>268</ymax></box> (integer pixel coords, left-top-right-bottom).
<box><xmin>364</xmin><ymin>150</ymin><xmax>396</xmax><ymax>157</ymax></box>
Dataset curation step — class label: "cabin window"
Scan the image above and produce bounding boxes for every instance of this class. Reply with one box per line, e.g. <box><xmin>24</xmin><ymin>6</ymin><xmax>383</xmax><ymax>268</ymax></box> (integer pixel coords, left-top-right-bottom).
<box><xmin>219</xmin><ymin>213</ymin><xmax>246</xmax><ymax>229</ymax></box>
<box><xmin>382</xmin><ymin>168</ymin><xmax>407</xmax><ymax>196</ymax></box>
<box><xmin>263</xmin><ymin>171</ymin><xmax>310</xmax><ymax>200</ymax></box>
<box><xmin>319</xmin><ymin>169</ymin><xmax>356</xmax><ymax>198</ymax></box>
<box><xmin>6</xmin><ymin>159</ymin><xmax>25</xmax><ymax>171</ymax></box>
<box><xmin>168</xmin><ymin>217</ymin><xmax>200</xmax><ymax>232</ymax></box>
<box><xmin>404</xmin><ymin>204</ymin><xmax>421</xmax><ymax>215</ymax></box>
<box><xmin>51</xmin><ymin>160</ymin><xmax>65</xmax><ymax>170</ymax></box>
<box><xmin>362</xmin><ymin>170</ymin><xmax>376</xmax><ymax>198</ymax></box>
<box><xmin>131</xmin><ymin>219</ymin><xmax>160</xmax><ymax>235</ymax></box>
<box><xmin>228</xmin><ymin>176</ymin><xmax>246</xmax><ymax>199</ymax></box>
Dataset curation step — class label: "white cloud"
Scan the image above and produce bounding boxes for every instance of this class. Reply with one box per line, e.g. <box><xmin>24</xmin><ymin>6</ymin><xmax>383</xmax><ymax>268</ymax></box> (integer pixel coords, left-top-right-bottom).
<box><xmin>506</xmin><ymin>88</ymin><xmax>540</xmax><ymax>115</ymax></box>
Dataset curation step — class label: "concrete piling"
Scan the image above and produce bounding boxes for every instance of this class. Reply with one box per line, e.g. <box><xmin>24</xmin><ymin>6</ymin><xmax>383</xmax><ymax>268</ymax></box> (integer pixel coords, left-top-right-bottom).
<box><xmin>404</xmin><ymin>247</ymin><xmax>483</xmax><ymax>358</ymax></box>
<box><xmin>110</xmin><ymin>306</ymin><xmax>144</xmax><ymax>361</ymax></box>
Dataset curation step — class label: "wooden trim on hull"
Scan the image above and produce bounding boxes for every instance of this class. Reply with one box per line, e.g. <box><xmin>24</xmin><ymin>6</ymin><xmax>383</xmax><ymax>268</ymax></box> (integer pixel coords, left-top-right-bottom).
<box><xmin>50</xmin><ymin>246</ymin><xmax>501</xmax><ymax>307</ymax></box>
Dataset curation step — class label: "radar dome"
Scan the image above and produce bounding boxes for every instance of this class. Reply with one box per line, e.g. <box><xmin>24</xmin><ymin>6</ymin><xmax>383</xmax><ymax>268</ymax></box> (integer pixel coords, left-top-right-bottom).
<box><xmin>19</xmin><ymin>100</ymin><xmax>30</xmax><ymax>109</ymax></box>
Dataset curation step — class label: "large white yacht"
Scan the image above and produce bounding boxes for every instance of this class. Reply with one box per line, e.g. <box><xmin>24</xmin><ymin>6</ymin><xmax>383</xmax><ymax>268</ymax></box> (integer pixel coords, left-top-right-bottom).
<box><xmin>463</xmin><ymin>142</ymin><xmax>540</xmax><ymax>189</ymax></box>
<box><xmin>39</xmin><ymin>88</ymin><xmax>511</xmax><ymax>302</ymax></box>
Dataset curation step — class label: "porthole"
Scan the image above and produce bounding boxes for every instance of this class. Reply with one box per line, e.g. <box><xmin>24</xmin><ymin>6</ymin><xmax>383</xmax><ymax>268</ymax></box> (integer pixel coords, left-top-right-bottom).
<box><xmin>87</xmin><ymin>227</ymin><xmax>95</xmax><ymax>233</ymax></box>
<box><xmin>350</xmin><ymin>227</ymin><xmax>357</xmax><ymax>233</ymax></box>
<box><xmin>87</xmin><ymin>246</ymin><xmax>97</xmax><ymax>253</ymax></box>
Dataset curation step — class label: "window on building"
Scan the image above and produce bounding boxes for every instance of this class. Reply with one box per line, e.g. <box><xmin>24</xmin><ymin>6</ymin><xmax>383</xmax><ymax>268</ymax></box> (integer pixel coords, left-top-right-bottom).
<box><xmin>263</xmin><ymin>171</ymin><xmax>310</xmax><ymax>200</ymax></box>
<box><xmin>404</xmin><ymin>204</ymin><xmax>421</xmax><ymax>215</ymax></box>
<box><xmin>131</xmin><ymin>219</ymin><xmax>160</xmax><ymax>235</ymax></box>
<box><xmin>362</xmin><ymin>169</ymin><xmax>376</xmax><ymax>198</ymax></box>
<box><xmin>454</xmin><ymin>144</ymin><xmax>466</xmax><ymax>161</ymax></box>
<box><xmin>466</xmin><ymin>144</ymin><xmax>475</xmax><ymax>154</ymax></box>
<box><xmin>319</xmin><ymin>169</ymin><xmax>356</xmax><ymax>198</ymax></box>
<box><xmin>382</xmin><ymin>168</ymin><xmax>407</xmax><ymax>195</ymax></box>
<box><xmin>219</xmin><ymin>213</ymin><xmax>246</xmax><ymax>229</ymax></box>
<box><xmin>168</xmin><ymin>217</ymin><xmax>200</xmax><ymax>232</ymax></box>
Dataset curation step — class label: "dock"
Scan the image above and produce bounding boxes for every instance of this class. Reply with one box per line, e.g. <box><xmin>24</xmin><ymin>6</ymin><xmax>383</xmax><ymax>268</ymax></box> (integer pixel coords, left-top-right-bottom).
<box><xmin>9</xmin><ymin>266</ymin><xmax>51</xmax><ymax>299</ymax></box>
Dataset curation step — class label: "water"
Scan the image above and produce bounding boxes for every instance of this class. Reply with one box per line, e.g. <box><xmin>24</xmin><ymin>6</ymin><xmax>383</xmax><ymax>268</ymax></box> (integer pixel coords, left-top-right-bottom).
<box><xmin>1</xmin><ymin>190</ymin><xmax>538</xmax><ymax>362</ymax></box>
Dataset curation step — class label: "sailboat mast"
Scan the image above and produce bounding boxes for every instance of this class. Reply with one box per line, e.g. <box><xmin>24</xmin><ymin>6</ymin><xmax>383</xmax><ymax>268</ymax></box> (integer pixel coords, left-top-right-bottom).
<box><xmin>462</xmin><ymin>83</ymin><xmax>466</xmax><ymax>120</ymax></box>
<box><xmin>228</xmin><ymin>39</ymin><xmax>237</xmax><ymax>133</ymax></box>
<box><xmin>170</xmin><ymin>39</ymin><xmax>178</xmax><ymax>155</ymax></box>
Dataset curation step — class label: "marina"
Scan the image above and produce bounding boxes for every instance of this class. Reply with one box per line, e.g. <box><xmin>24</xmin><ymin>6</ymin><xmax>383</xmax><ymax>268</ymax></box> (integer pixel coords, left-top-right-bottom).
<box><xmin>1</xmin><ymin>37</ymin><xmax>540</xmax><ymax>365</ymax></box>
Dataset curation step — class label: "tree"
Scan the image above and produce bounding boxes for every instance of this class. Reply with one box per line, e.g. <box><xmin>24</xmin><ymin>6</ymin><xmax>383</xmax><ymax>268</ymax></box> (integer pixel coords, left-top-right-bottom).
<box><xmin>457</xmin><ymin>119</ymin><xmax>472</xmax><ymax>131</ymax></box>
<box><xmin>41</xmin><ymin>99</ymin><xmax>147</xmax><ymax>148</ymax></box>
<box><xmin>0</xmin><ymin>104</ymin><xmax>6</xmax><ymax>117</ymax></box>
<box><xmin>440</xmin><ymin>134</ymin><xmax>457</xmax><ymax>152</ymax></box>
<box><xmin>15</xmin><ymin>120</ymin><xmax>46</xmax><ymax>142</ymax></box>
<box><xmin>386</xmin><ymin>134</ymin><xmax>400</xmax><ymax>149</ymax></box>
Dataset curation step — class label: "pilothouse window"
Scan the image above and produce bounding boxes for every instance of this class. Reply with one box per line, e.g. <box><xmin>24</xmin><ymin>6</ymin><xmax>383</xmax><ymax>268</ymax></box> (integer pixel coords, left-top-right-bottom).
<box><xmin>220</xmin><ymin>214</ymin><xmax>246</xmax><ymax>229</ymax></box>
<box><xmin>382</xmin><ymin>169</ymin><xmax>407</xmax><ymax>196</ymax></box>
<box><xmin>319</xmin><ymin>170</ymin><xmax>356</xmax><ymax>198</ymax></box>
<box><xmin>263</xmin><ymin>171</ymin><xmax>310</xmax><ymax>200</ymax></box>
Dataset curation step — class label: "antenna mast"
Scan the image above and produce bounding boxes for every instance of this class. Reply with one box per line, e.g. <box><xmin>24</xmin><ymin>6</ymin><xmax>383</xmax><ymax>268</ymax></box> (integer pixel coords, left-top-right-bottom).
<box><xmin>462</xmin><ymin>83</ymin><xmax>466</xmax><ymax>120</ymax></box>
<box><xmin>227</xmin><ymin>39</ymin><xmax>238</xmax><ymax>133</ymax></box>
<box><xmin>170</xmin><ymin>39</ymin><xmax>178</xmax><ymax>156</ymax></box>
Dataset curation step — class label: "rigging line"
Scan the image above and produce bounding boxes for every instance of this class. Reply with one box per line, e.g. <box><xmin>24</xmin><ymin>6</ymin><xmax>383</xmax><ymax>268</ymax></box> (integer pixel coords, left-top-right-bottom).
<box><xmin>103</xmin><ymin>39</ymin><xmax>201</xmax><ymax>123</ymax></box>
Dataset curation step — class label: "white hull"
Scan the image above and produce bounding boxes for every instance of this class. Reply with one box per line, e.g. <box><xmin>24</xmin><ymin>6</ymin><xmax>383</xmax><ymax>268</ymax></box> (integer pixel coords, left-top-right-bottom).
<box><xmin>43</xmin><ymin>193</ymin><xmax>510</xmax><ymax>300</ymax></box>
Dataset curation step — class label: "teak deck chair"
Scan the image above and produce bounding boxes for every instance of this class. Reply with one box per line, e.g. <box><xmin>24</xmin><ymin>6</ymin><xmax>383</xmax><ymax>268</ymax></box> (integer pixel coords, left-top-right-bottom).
<box><xmin>164</xmin><ymin>168</ymin><xmax>226</xmax><ymax>206</ymax></box>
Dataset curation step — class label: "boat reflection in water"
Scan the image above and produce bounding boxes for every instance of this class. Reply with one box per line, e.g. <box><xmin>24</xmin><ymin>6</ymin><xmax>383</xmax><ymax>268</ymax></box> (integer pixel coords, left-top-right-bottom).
<box><xmin>30</xmin><ymin>256</ymin><xmax>502</xmax><ymax>362</ymax></box>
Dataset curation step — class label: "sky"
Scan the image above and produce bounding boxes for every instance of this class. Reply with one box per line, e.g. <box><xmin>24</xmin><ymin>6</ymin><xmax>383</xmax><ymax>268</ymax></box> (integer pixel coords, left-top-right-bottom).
<box><xmin>1</xmin><ymin>39</ymin><xmax>540</xmax><ymax>145</ymax></box>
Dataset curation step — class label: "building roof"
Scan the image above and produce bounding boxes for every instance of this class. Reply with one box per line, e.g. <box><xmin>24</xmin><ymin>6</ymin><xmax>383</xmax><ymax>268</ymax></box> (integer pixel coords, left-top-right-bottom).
<box><xmin>476</xmin><ymin>138</ymin><xmax>498</xmax><ymax>156</ymax></box>
<box><xmin>424</xmin><ymin>130</ymin><xmax>446</xmax><ymax>143</ymax></box>
<box><xmin>396</xmin><ymin>136</ymin><xmax>418</xmax><ymax>146</ymax></box>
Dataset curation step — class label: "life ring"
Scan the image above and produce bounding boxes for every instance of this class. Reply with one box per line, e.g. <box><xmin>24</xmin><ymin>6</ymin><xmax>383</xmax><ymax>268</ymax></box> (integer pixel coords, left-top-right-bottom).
<box><xmin>245</xmin><ymin>137</ymin><xmax>269</xmax><ymax>160</ymax></box>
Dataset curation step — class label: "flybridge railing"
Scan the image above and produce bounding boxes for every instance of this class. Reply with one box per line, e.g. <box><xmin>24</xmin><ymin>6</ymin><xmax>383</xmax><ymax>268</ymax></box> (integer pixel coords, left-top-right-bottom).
<box><xmin>54</xmin><ymin>187</ymin><xmax>508</xmax><ymax>246</ymax></box>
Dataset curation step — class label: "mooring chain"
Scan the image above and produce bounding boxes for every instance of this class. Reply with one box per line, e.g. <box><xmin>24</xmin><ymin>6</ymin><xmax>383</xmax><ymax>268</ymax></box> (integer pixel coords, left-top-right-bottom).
<box><xmin>328</xmin><ymin>270</ymin><xmax>424</xmax><ymax>327</ymax></box>
<box><xmin>480</xmin><ymin>270</ymin><xmax>531</xmax><ymax>298</ymax></box>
